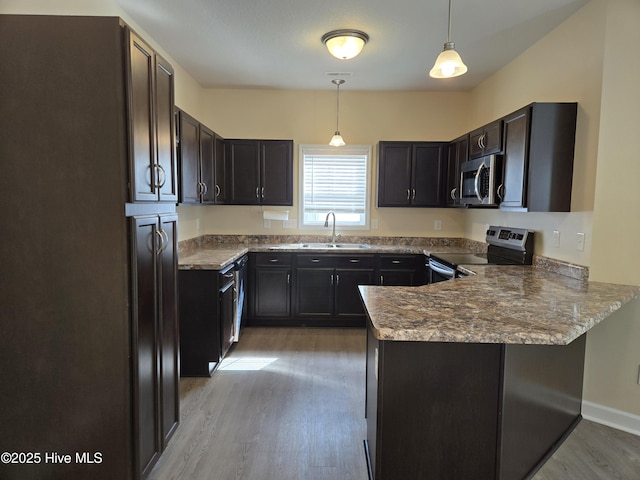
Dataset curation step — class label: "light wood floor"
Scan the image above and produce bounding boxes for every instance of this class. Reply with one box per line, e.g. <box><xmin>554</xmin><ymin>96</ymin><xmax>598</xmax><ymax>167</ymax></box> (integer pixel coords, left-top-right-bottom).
<box><xmin>150</xmin><ymin>327</ymin><xmax>640</xmax><ymax>480</ymax></box>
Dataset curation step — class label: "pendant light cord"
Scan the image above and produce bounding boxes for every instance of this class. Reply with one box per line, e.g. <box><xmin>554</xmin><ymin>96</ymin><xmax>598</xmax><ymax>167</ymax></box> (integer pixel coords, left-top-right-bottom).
<box><xmin>447</xmin><ymin>0</ymin><xmax>452</xmax><ymax>43</ymax></box>
<box><xmin>336</xmin><ymin>82</ymin><xmax>341</xmax><ymax>132</ymax></box>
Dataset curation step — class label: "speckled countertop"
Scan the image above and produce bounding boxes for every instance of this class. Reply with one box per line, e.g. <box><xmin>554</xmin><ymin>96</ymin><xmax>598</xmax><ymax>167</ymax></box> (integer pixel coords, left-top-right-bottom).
<box><xmin>360</xmin><ymin>266</ymin><xmax>639</xmax><ymax>345</ymax></box>
<box><xmin>178</xmin><ymin>234</ymin><xmax>639</xmax><ymax>346</ymax></box>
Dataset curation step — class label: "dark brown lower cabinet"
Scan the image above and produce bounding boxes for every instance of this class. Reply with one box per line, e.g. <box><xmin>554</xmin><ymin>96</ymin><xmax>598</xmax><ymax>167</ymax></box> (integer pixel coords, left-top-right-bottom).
<box><xmin>179</xmin><ymin>261</ymin><xmax>240</xmax><ymax>377</ymax></box>
<box><xmin>131</xmin><ymin>213</ymin><xmax>179</xmax><ymax>478</ymax></box>
<box><xmin>248</xmin><ymin>252</ymin><xmax>423</xmax><ymax>327</ymax></box>
<box><xmin>365</xmin><ymin>326</ymin><xmax>585</xmax><ymax>480</ymax></box>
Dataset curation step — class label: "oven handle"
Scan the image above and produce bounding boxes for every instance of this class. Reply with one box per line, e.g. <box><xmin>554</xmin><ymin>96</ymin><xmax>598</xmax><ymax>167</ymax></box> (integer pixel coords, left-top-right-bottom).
<box><xmin>428</xmin><ymin>259</ymin><xmax>455</xmax><ymax>278</ymax></box>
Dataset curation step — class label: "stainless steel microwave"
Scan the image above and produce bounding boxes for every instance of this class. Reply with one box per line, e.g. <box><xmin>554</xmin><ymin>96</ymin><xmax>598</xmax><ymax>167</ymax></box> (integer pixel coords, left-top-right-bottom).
<box><xmin>460</xmin><ymin>155</ymin><xmax>502</xmax><ymax>206</ymax></box>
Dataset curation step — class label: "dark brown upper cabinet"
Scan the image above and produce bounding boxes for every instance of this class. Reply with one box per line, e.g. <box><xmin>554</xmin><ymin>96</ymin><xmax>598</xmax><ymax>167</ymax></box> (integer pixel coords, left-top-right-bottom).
<box><xmin>126</xmin><ymin>30</ymin><xmax>177</xmax><ymax>203</ymax></box>
<box><xmin>499</xmin><ymin>103</ymin><xmax>577</xmax><ymax>212</ymax></box>
<box><xmin>446</xmin><ymin>134</ymin><xmax>469</xmax><ymax>207</ymax></box>
<box><xmin>469</xmin><ymin>119</ymin><xmax>503</xmax><ymax>159</ymax></box>
<box><xmin>226</xmin><ymin>139</ymin><xmax>293</xmax><ymax>206</ymax></box>
<box><xmin>377</xmin><ymin>141</ymin><xmax>448</xmax><ymax>207</ymax></box>
<box><xmin>176</xmin><ymin>109</ymin><xmax>226</xmax><ymax>205</ymax></box>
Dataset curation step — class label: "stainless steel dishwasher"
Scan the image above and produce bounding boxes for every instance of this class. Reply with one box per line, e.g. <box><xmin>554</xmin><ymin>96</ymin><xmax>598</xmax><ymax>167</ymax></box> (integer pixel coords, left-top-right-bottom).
<box><xmin>233</xmin><ymin>255</ymin><xmax>248</xmax><ymax>342</ymax></box>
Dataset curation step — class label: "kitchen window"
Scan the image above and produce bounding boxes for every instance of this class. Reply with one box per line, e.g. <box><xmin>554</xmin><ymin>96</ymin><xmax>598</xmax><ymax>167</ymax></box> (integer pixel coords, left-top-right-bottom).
<box><xmin>299</xmin><ymin>145</ymin><xmax>371</xmax><ymax>228</ymax></box>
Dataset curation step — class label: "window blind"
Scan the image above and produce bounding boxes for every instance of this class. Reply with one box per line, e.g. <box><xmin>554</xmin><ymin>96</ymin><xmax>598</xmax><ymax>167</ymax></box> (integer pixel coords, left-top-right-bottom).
<box><xmin>302</xmin><ymin>153</ymin><xmax>367</xmax><ymax>216</ymax></box>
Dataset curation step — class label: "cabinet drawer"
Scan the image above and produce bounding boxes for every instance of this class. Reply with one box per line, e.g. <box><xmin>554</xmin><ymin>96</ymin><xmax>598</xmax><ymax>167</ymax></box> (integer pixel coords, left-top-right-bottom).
<box><xmin>332</xmin><ymin>255</ymin><xmax>376</xmax><ymax>269</ymax></box>
<box><xmin>296</xmin><ymin>254</ymin><xmax>376</xmax><ymax>268</ymax></box>
<box><xmin>253</xmin><ymin>253</ymin><xmax>292</xmax><ymax>266</ymax></box>
<box><xmin>379</xmin><ymin>254</ymin><xmax>425</xmax><ymax>269</ymax></box>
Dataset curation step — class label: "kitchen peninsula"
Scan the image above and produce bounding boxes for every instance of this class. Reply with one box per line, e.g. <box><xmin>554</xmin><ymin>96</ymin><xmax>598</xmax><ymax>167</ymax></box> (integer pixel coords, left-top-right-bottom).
<box><xmin>359</xmin><ymin>267</ymin><xmax>639</xmax><ymax>480</ymax></box>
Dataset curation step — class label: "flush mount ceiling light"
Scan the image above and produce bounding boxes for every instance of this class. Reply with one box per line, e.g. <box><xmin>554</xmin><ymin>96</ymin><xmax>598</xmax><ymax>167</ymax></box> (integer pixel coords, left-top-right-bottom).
<box><xmin>322</xmin><ymin>29</ymin><xmax>369</xmax><ymax>60</ymax></box>
<box><xmin>429</xmin><ymin>0</ymin><xmax>468</xmax><ymax>78</ymax></box>
<box><xmin>329</xmin><ymin>79</ymin><xmax>346</xmax><ymax>147</ymax></box>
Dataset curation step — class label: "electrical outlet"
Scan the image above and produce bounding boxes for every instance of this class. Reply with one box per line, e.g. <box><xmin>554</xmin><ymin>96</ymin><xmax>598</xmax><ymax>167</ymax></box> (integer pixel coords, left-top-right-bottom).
<box><xmin>552</xmin><ymin>230</ymin><xmax>560</xmax><ymax>248</ymax></box>
<box><xmin>263</xmin><ymin>219</ymin><xmax>271</xmax><ymax>229</ymax></box>
<box><xmin>434</xmin><ymin>220</ymin><xmax>442</xmax><ymax>231</ymax></box>
<box><xmin>196</xmin><ymin>218</ymin><xmax>201</xmax><ymax>230</ymax></box>
<box><xmin>283</xmin><ymin>219</ymin><xmax>297</xmax><ymax>229</ymax></box>
<box><xmin>576</xmin><ymin>232</ymin><xmax>585</xmax><ymax>251</ymax></box>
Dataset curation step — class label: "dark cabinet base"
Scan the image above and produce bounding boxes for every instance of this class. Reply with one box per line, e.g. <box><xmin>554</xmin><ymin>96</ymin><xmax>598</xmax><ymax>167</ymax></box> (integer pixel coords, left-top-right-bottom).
<box><xmin>366</xmin><ymin>326</ymin><xmax>586</xmax><ymax>480</ymax></box>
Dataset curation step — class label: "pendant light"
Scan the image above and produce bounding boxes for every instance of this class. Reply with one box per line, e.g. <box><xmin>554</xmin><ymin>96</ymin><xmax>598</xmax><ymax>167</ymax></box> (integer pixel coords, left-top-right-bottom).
<box><xmin>329</xmin><ymin>79</ymin><xmax>346</xmax><ymax>147</ymax></box>
<box><xmin>322</xmin><ymin>30</ymin><xmax>369</xmax><ymax>60</ymax></box>
<box><xmin>429</xmin><ymin>0</ymin><xmax>467</xmax><ymax>78</ymax></box>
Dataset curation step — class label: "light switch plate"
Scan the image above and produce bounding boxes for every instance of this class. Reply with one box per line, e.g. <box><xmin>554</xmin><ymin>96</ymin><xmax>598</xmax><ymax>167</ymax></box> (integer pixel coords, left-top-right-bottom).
<box><xmin>434</xmin><ymin>220</ymin><xmax>442</xmax><ymax>231</ymax></box>
<box><xmin>576</xmin><ymin>232</ymin><xmax>585</xmax><ymax>251</ymax></box>
<box><xmin>552</xmin><ymin>230</ymin><xmax>560</xmax><ymax>248</ymax></box>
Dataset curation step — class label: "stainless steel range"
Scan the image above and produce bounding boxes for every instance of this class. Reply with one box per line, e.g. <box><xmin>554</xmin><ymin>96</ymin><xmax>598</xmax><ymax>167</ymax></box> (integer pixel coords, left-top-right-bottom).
<box><xmin>429</xmin><ymin>226</ymin><xmax>534</xmax><ymax>283</ymax></box>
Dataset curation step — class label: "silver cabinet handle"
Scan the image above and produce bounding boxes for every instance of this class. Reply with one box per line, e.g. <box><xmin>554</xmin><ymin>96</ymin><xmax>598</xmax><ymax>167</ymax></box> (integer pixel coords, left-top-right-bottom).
<box><xmin>412</xmin><ymin>188</ymin><xmax>416</xmax><ymax>200</ymax></box>
<box><xmin>406</xmin><ymin>189</ymin><xmax>411</xmax><ymax>200</ymax></box>
<box><xmin>380</xmin><ymin>275</ymin><xmax>384</xmax><ymax>285</ymax></box>
<box><xmin>261</xmin><ymin>186</ymin><xmax>265</xmax><ymax>199</ymax></box>
<box><xmin>497</xmin><ymin>183</ymin><xmax>504</xmax><ymax>200</ymax></box>
<box><xmin>202</xmin><ymin>182</ymin><xmax>208</xmax><ymax>196</ymax></box>
<box><xmin>331</xmin><ymin>274</ymin><xmax>334</xmax><ymax>286</ymax></box>
<box><xmin>255</xmin><ymin>186</ymin><xmax>260</xmax><ymax>199</ymax></box>
<box><xmin>155</xmin><ymin>164</ymin><xmax>167</xmax><ymax>188</ymax></box>
<box><xmin>336</xmin><ymin>274</ymin><xmax>339</xmax><ymax>286</ymax></box>
<box><xmin>311</xmin><ymin>258</ymin><xmax>320</xmax><ymax>263</ymax></box>
<box><xmin>215</xmin><ymin>184</ymin><xmax>221</xmax><ymax>197</ymax></box>
<box><xmin>450</xmin><ymin>187</ymin><xmax>457</xmax><ymax>200</ymax></box>
<box><xmin>287</xmin><ymin>273</ymin><xmax>290</xmax><ymax>284</ymax></box>
<box><xmin>349</xmin><ymin>259</ymin><xmax>360</xmax><ymax>263</ymax></box>
<box><xmin>269</xmin><ymin>258</ymin><xmax>279</xmax><ymax>263</ymax></box>
<box><xmin>392</xmin><ymin>260</ymin><xmax>401</xmax><ymax>264</ymax></box>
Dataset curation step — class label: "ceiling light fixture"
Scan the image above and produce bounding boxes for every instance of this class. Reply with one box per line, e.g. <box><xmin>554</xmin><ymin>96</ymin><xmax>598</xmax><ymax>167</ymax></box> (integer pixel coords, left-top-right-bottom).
<box><xmin>329</xmin><ymin>79</ymin><xmax>346</xmax><ymax>147</ymax></box>
<box><xmin>429</xmin><ymin>0</ymin><xmax>468</xmax><ymax>79</ymax></box>
<box><xmin>322</xmin><ymin>29</ymin><xmax>369</xmax><ymax>60</ymax></box>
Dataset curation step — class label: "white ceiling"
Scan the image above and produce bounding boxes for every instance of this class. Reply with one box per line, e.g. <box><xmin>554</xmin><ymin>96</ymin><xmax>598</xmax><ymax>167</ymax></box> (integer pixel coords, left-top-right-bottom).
<box><xmin>117</xmin><ymin>0</ymin><xmax>587</xmax><ymax>91</ymax></box>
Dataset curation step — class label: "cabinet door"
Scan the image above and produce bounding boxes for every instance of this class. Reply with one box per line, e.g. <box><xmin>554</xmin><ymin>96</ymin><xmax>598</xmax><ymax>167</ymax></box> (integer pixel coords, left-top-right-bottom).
<box><xmin>158</xmin><ymin>214</ymin><xmax>179</xmax><ymax>446</ymax></box>
<box><xmin>228</xmin><ymin>140</ymin><xmax>261</xmax><ymax>204</ymax></box>
<box><xmin>377</xmin><ymin>142</ymin><xmax>412</xmax><ymax>207</ymax></box>
<box><xmin>200</xmin><ymin>125</ymin><xmax>216</xmax><ymax>204</ymax></box>
<box><xmin>500</xmin><ymin>107</ymin><xmax>530</xmax><ymax>209</ymax></box>
<box><xmin>470</xmin><ymin>120</ymin><xmax>503</xmax><ymax>159</ymax></box>
<box><xmin>131</xmin><ymin>215</ymin><xmax>161</xmax><ymax>478</ymax></box>
<box><xmin>446</xmin><ymin>135</ymin><xmax>468</xmax><ymax>206</ymax></box>
<box><xmin>214</xmin><ymin>134</ymin><xmax>227</xmax><ymax>203</ymax></box>
<box><xmin>296</xmin><ymin>268</ymin><xmax>335</xmax><ymax>317</ymax></box>
<box><xmin>155</xmin><ymin>54</ymin><xmax>177</xmax><ymax>203</ymax></box>
<box><xmin>335</xmin><ymin>268</ymin><xmax>375</xmax><ymax>319</ymax></box>
<box><xmin>254</xmin><ymin>268</ymin><xmax>291</xmax><ymax>317</ymax></box>
<box><xmin>412</xmin><ymin>143</ymin><xmax>446</xmax><ymax>207</ymax></box>
<box><xmin>177</xmin><ymin>111</ymin><xmax>200</xmax><ymax>204</ymax></box>
<box><xmin>261</xmin><ymin>140</ymin><xmax>293</xmax><ymax>205</ymax></box>
<box><xmin>127</xmin><ymin>31</ymin><xmax>157</xmax><ymax>202</ymax></box>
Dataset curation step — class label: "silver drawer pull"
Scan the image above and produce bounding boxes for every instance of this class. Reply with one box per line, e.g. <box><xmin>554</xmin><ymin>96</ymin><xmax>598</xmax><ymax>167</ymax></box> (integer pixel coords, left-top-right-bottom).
<box><xmin>269</xmin><ymin>259</ymin><xmax>279</xmax><ymax>263</ymax></box>
<box><xmin>311</xmin><ymin>259</ymin><xmax>320</xmax><ymax>263</ymax></box>
<box><xmin>350</xmin><ymin>259</ymin><xmax>360</xmax><ymax>263</ymax></box>
<box><xmin>392</xmin><ymin>260</ymin><xmax>402</xmax><ymax>264</ymax></box>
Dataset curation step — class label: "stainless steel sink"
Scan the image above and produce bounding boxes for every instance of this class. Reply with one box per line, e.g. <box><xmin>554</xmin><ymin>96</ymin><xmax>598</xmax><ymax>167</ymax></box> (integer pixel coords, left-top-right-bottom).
<box><xmin>269</xmin><ymin>243</ymin><xmax>370</xmax><ymax>250</ymax></box>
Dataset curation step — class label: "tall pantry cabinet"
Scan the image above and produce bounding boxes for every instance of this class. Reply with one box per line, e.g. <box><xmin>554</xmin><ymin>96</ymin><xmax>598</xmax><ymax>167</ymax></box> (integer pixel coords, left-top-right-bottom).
<box><xmin>0</xmin><ymin>15</ymin><xmax>179</xmax><ymax>480</ymax></box>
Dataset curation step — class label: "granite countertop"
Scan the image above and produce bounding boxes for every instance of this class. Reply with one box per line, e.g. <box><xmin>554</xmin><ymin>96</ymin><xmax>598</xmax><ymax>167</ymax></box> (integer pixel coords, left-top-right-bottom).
<box><xmin>178</xmin><ymin>239</ymin><xmax>475</xmax><ymax>270</ymax></box>
<box><xmin>359</xmin><ymin>266</ymin><xmax>639</xmax><ymax>345</ymax></box>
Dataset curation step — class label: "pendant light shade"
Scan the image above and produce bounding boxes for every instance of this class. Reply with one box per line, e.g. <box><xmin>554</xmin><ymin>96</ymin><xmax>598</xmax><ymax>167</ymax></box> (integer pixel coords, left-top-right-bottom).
<box><xmin>429</xmin><ymin>0</ymin><xmax>467</xmax><ymax>79</ymax></box>
<box><xmin>329</xmin><ymin>79</ymin><xmax>346</xmax><ymax>147</ymax></box>
<box><xmin>322</xmin><ymin>29</ymin><xmax>369</xmax><ymax>60</ymax></box>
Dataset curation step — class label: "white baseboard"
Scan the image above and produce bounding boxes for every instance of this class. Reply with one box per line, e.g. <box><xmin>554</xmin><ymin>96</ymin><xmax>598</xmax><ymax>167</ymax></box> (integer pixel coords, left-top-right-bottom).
<box><xmin>582</xmin><ymin>400</ymin><xmax>640</xmax><ymax>436</ymax></box>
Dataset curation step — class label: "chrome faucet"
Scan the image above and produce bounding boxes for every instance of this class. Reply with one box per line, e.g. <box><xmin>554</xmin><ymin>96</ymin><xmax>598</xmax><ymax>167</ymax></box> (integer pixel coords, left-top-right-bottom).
<box><xmin>324</xmin><ymin>211</ymin><xmax>339</xmax><ymax>244</ymax></box>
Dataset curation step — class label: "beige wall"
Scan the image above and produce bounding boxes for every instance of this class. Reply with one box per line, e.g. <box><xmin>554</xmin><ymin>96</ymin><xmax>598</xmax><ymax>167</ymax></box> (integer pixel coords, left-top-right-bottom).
<box><xmin>177</xmin><ymin>90</ymin><xmax>471</xmax><ymax>240</ymax></box>
<box><xmin>582</xmin><ymin>0</ymin><xmax>640</xmax><ymax>416</ymax></box>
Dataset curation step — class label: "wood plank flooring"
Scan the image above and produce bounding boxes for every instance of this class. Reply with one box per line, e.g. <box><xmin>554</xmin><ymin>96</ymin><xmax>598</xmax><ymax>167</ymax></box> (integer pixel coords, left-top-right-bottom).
<box><xmin>149</xmin><ymin>327</ymin><xmax>640</xmax><ymax>480</ymax></box>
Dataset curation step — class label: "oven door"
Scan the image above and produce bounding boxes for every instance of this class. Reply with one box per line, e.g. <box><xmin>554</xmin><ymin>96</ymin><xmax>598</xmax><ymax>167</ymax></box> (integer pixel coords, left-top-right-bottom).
<box><xmin>428</xmin><ymin>258</ymin><xmax>455</xmax><ymax>283</ymax></box>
